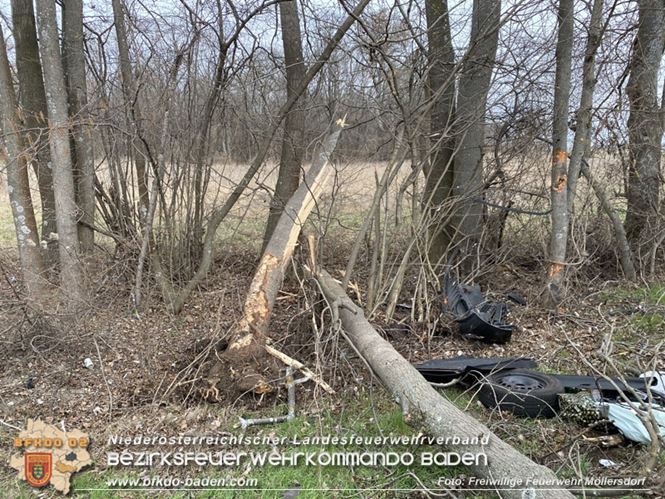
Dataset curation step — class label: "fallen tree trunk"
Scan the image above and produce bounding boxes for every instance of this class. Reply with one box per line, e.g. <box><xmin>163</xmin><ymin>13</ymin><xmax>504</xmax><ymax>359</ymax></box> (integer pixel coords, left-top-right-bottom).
<box><xmin>203</xmin><ymin>119</ymin><xmax>345</xmax><ymax>398</ymax></box>
<box><xmin>315</xmin><ymin>269</ymin><xmax>574</xmax><ymax>499</ymax></box>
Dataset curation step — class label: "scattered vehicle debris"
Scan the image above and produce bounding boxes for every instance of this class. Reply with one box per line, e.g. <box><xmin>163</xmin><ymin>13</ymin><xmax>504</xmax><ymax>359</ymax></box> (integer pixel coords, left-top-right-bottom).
<box><xmin>605</xmin><ymin>402</ymin><xmax>665</xmax><ymax>444</ymax></box>
<box><xmin>561</xmin><ymin>396</ymin><xmax>665</xmax><ymax>444</ymax></box>
<box><xmin>238</xmin><ymin>368</ymin><xmax>297</xmax><ymax>430</ymax></box>
<box><xmin>477</xmin><ymin>369</ymin><xmax>564</xmax><ymax>418</ymax></box>
<box><xmin>640</xmin><ymin>370</ymin><xmax>665</xmax><ymax>396</ymax></box>
<box><xmin>414</xmin><ymin>356</ymin><xmax>537</xmax><ymax>384</ymax></box>
<box><xmin>416</xmin><ymin>356</ymin><xmax>665</xmax><ymax>441</ymax></box>
<box><xmin>443</xmin><ymin>273</ymin><xmax>513</xmax><ymax>343</ymax></box>
<box><xmin>559</xmin><ymin>391</ymin><xmax>608</xmax><ymax>426</ymax></box>
<box><xmin>552</xmin><ymin>374</ymin><xmax>664</xmax><ymax>401</ymax></box>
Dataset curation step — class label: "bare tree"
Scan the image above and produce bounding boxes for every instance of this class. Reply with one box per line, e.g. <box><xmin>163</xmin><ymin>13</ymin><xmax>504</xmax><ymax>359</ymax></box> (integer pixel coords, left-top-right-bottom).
<box><xmin>263</xmin><ymin>0</ymin><xmax>308</xmax><ymax>246</ymax></box>
<box><xmin>545</xmin><ymin>0</ymin><xmax>573</xmax><ymax>306</ymax></box>
<box><xmin>625</xmin><ymin>0</ymin><xmax>665</xmax><ymax>252</ymax></box>
<box><xmin>62</xmin><ymin>0</ymin><xmax>95</xmax><ymax>252</ymax></box>
<box><xmin>35</xmin><ymin>0</ymin><xmax>84</xmax><ymax>303</ymax></box>
<box><xmin>0</xmin><ymin>23</ymin><xmax>46</xmax><ymax>301</ymax></box>
<box><xmin>451</xmin><ymin>0</ymin><xmax>501</xmax><ymax>267</ymax></box>
<box><xmin>569</xmin><ymin>0</ymin><xmax>636</xmax><ymax>280</ymax></box>
<box><xmin>423</xmin><ymin>0</ymin><xmax>456</xmax><ymax>268</ymax></box>
<box><xmin>10</xmin><ymin>0</ymin><xmax>58</xmax><ymax>266</ymax></box>
<box><xmin>112</xmin><ymin>0</ymin><xmax>150</xmax><ymax>213</ymax></box>
<box><xmin>204</xmin><ymin>119</ymin><xmax>344</xmax><ymax>396</ymax></box>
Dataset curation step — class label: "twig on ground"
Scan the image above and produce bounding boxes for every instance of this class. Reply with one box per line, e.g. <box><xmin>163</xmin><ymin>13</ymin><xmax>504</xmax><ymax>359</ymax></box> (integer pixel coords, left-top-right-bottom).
<box><xmin>264</xmin><ymin>343</ymin><xmax>335</xmax><ymax>394</ymax></box>
<box><xmin>93</xmin><ymin>337</ymin><xmax>114</xmax><ymax>422</ymax></box>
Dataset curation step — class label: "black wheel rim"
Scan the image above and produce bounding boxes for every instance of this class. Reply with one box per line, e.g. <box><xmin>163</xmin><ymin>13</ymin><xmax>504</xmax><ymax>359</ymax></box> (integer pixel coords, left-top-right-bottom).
<box><xmin>496</xmin><ymin>374</ymin><xmax>545</xmax><ymax>393</ymax></box>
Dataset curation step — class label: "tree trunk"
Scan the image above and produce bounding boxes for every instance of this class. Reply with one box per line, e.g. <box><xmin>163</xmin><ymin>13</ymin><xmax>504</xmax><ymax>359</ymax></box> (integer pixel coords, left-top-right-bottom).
<box><xmin>10</xmin><ymin>0</ymin><xmax>58</xmax><ymax>266</ymax></box>
<box><xmin>112</xmin><ymin>0</ymin><xmax>150</xmax><ymax>214</ymax></box>
<box><xmin>315</xmin><ymin>269</ymin><xmax>575</xmax><ymax>499</ymax></box>
<box><xmin>203</xmin><ymin>119</ymin><xmax>344</xmax><ymax>397</ymax></box>
<box><xmin>451</xmin><ymin>0</ymin><xmax>500</xmax><ymax>269</ymax></box>
<box><xmin>565</xmin><ymin>0</ymin><xmax>604</xmax><ymax>214</ymax></box>
<box><xmin>263</xmin><ymin>0</ymin><xmax>308</xmax><ymax>247</ymax></box>
<box><xmin>0</xmin><ymin>23</ymin><xmax>46</xmax><ymax>301</ymax></box>
<box><xmin>545</xmin><ymin>0</ymin><xmax>573</xmax><ymax>307</ymax></box>
<box><xmin>625</xmin><ymin>0</ymin><xmax>665</xmax><ymax>250</ymax></box>
<box><xmin>423</xmin><ymin>0</ymin><xmax>456</xmax><ymax>268</ymax></box>
<box><xmin>35</xmin><ymin>0</ymin><xmax>84</xmax><ymax>304</ymax></box>
<box><xmin>168</xmin><ymin>0</ymin><xmax>371</xmax><ymax>314</ymax></box>
<box><xmin>62</xmin><ymin>0</ymin><xmax>95</xmax><ymax>252</ymax></box>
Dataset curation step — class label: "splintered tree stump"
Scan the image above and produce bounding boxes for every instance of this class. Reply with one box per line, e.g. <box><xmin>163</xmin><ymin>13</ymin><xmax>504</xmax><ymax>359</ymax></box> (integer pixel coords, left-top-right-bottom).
<box><xmin>201</xmin><ymin>118</ymin><xmax>345</xmax><ymax>400</ymax></box>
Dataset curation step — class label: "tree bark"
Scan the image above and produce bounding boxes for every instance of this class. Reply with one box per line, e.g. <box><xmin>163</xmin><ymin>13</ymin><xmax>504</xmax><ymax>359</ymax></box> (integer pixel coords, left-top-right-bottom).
<box><xmin>0</xmin><ymin>23</ymin><xmax>46</xmax><ymax>300</ymax></box>
<box><xmin>451</xmin><ymin>0</ymin><xmax>500</xmax><ymax>268</ymax></box>
<box><xmin>565</xmin><ymin>0</ymin><xmax>604</xmax><ymax>215</ymax></box>
<box><xmin>625</xmin><ymin>0</ymin><xmax>665</xmax><ymax>249</ymax></box>
<box><xmin>203</xmin><ymin>119</ymin><xmax>344</xmax><ymax>397</ymax></box>
<box><xmin>315</xmin><ymin>269</ymin><xmax>574</xmax><ymax>499</ymax></box>
<box><xmin>423</xmin><ymin>0</ymin><xmax>456</xmax><ymax>268</ymax></box>
<box><xmin>10</xmin><ymin>0</ymin><xmax>58</xmax><ymax>266</ymax></box>
<box><xmin>263</xmin><ymin>0</ymin><xmax>308</xmax><ymax>247</ymax></box>
<box><xmin>35</xmin><ymin>0</ymin><xmax>84</xmax><ymax>304</ymax></box>
<box><xmin>545</xmin><ymin>0</ymin><xmax>573</xmax><ymax>307</ymax></box>
<box><xmin>62</xmin><ymin>0</ymin><xmax>95</xmax><ymax>252</ymax></box>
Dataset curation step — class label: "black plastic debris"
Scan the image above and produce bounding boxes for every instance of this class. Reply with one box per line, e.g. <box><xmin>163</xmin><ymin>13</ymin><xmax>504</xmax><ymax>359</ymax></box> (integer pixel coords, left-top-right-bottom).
<box><xmin>414</xmin><ymin>356</ymin><xmax>537</xmax><ymax>384</ymax></box>
<box><xmin>554</xmin><ymin>374</ymin><xmax>665</xmax><ymax>403</ymax></box>
<box><xmin>505</xmin><ymin>291</ymin><xmax>527</xmax><ymax>306</ymax></box>
<box><xmin>443</xmin><ymin>273</ymin><xmax>514</xmax><ymax>343</ymax></box>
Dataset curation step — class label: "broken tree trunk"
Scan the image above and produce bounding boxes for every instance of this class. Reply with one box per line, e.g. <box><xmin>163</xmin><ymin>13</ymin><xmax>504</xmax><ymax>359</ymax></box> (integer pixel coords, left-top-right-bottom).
<box><xmin>168</xmin><ymin>0</ymin><xmax>371</xmax><ymax>315</ymax></box>
<box><xmin>203</xmin><ymin>119</ymin><xmax>345</xmax><ymax>397</ymax></box>
<box><xmin>315</xmin><ymin>269</ymin><xmax>575</xmax><ymax>499</ymax></box>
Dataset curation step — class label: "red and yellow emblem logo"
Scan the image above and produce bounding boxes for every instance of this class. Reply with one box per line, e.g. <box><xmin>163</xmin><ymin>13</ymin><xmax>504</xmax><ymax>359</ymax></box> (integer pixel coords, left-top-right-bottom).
<box><xmin>25</xmin><ymin>452</ymin><xmax>52</xmax><ymax>488</ymax></box>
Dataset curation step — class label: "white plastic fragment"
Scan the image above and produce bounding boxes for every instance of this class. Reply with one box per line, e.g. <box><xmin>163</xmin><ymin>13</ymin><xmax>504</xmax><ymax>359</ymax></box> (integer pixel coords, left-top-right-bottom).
<box><xmin>640</xmin><ymin>371</ymin><xmax>665</xmax><ymax>397</ymax></box>
<box><xmin>606</xmin><ymin>402</ymin><xmax>665</xmax><ymax>444</ymax></box>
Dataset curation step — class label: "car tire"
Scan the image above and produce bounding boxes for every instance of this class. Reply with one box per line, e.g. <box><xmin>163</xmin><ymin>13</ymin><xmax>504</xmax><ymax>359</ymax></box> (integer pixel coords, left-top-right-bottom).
<box><xmin>478</xmin><ymin>369</ymin><xmax>564</xmax><ymax>418</ymax></box>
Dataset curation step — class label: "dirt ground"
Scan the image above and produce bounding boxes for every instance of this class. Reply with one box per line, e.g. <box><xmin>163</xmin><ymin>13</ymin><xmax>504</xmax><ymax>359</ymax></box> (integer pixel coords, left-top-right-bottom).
<box><xmin>1</xmin><ymin>236</ymin><xmax>664</xmax><ymax>497</ymax></box>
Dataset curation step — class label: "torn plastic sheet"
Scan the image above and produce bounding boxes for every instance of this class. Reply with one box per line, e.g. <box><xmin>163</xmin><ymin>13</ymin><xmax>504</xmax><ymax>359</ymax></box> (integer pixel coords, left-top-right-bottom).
<box><xmin>606</xmin><ymin>403</ymin><xmax>665</xmax><ymax>444</ymax></box>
